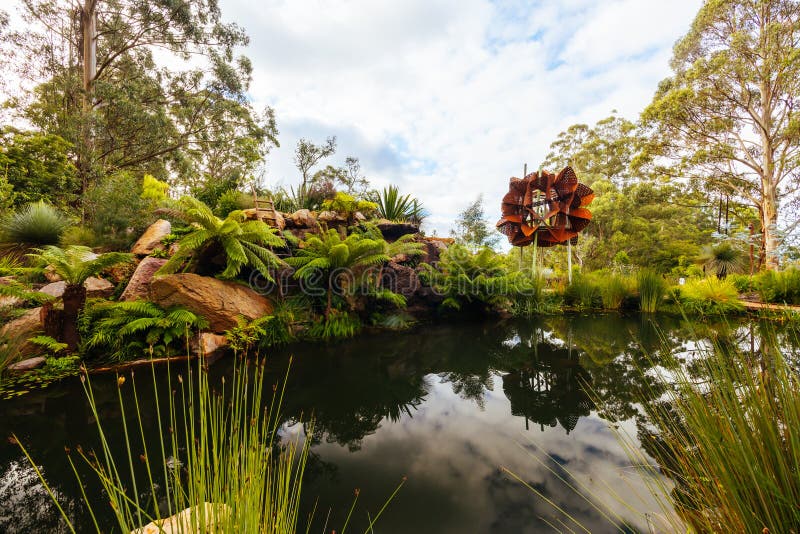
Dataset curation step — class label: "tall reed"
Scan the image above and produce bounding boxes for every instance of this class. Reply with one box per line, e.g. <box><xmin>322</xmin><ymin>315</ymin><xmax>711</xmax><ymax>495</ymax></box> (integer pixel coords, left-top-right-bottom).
<box><xmin>636</xmin><ymin>269</ymin><xmax>665</xmax><ymax>313</ymax></box>
<box><xmin>16</xmin><ymin>355</ymin><xmax>312</xmax><ymax>533</ymax></box>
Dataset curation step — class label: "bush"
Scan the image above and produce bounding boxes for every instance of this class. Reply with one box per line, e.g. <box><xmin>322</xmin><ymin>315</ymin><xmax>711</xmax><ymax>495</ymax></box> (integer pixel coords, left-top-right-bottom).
<box><xmin>729</xmin><ymin>273</ymin><xmax>757</xmax><ymax>293</ymax></box>
<box><xmin>758</xmin><ymin>268</ymin><xmax>800</xmax><ymax>305</ymax></box>
<box><xmin>676</xmin><ymin>276</ymin><xmax>744</xmax><ymax>315</ymax></box>
<box><xmin>85</xmin><ymin>171</ymin><xmax>155</xmax><ymax>249</ymax></box>
<box><xmin>60</xmin><ymin>226</ymin><xmax>97</xmax><ymax>247</ymax></box>
<box><xmin>0</xmin><ymin>201</ymin><xmax>68</xmax><ymax>247</ymax></box>
<box><xmin>598</xmin><ymin>272</ymin><xmax>634</xmax><ymax>310</ymax></box>
<box><xmin>637</xmin><ymin>269</ymin><xmax>666</xmax><ymax>313</ymax></box>
<box><xmin>563</xmin><ymin>273</ymin><xmax>600</xmax><ymax>309</ymax></box>
<box><xmin>214</xmin><ymin>189</ymin><xmax>252</xmax><ymax>217</ymax></box>
<box><xmin>306</xmin><ymin>311</ymin><xmax>361</xmax><ymax>340</ymax></box>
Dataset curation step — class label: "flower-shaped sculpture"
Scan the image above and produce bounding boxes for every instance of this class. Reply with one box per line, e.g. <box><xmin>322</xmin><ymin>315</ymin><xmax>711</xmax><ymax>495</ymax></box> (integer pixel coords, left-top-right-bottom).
<box><xmin>496</xmin><ymin>166</ymin><xmax>594</xmax><ymax>247</ymax></box>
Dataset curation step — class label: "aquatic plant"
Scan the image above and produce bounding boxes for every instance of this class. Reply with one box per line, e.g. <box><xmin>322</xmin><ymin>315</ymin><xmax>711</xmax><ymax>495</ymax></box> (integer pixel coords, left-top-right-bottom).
<box><xmin>1</xmin><ymin>201</ymin><xmax>68</xmax><ymax>248</ymax></box>
<box><xmin>157</xmin><ymin>196</ymin><xmax>286</xmax><ymax>280</ymax></box>
<box><xmin>598</xmin><ymin>272</ymin><xmax>634</xmax><ymax>310</ymax></box>
<box><xmin>636</xmin><ymin>269</ymin><xmax>666</xmax><ymax>313</ymax></box>
<box><xmin>16</xmin><ymin>356</ymin><xmax>313</xmax><ymax>533</ymax></box>
<box><xmin>306</xmin><ymin>310</ymin><xmax>362</xmax><ymax>340</ymax></box>
<box><xmin>563</xmin><ymin>273</ymin><xmax>600</xmax><ymax>310</ymax></box>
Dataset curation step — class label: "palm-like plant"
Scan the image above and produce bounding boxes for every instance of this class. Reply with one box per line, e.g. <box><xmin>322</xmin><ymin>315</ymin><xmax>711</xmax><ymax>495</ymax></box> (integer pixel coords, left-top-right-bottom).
<box><xmin>158</xmin><ymin>196</ymin><xmax>286</xmax><ymax>280</ymax></box>
<box><xmin>359</xmin><ymin>223</ymin><xmax>425</xmax><ymax>287</ymax></box>
<box><xmin>702</xmin><ymin>242</ymin><xmax>744</xmax><ymax>279</ymax></box>
<box><xmin>286</xmin><ymin>229</ymin><xmax>389</xmax><ymax>318</ymax></box>
<box><xmin>28</xmin><ymin>245</ymin><xmax>133</xmax><ymax>351</ymax></box>
<box><xmin>82</xmin><ymin>301</ymin><xmax>208</xmax><ymax>361</ymax></box>
<box><xmin>374</xmin><ymin>186</ymin><xmax>427</xmax><ymax>223</ymax></box>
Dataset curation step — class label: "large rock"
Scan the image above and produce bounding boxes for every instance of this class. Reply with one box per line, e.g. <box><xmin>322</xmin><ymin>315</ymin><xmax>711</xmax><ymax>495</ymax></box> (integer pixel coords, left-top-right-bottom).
<box><xmin>120</xmin><ymin>257</ymin><xmax>168</xmax><ymax>301</ymax></box>
<box><xmin>149</xmin><ymin>274</ymin><xmax>273</xmax><ymax>332</ymax></box>
<box><xmin>131</xmin><ymin>503</ymin><xmax>229</xmax><ymax>534</ymax></box>
<box><xmin>289</xmin><ymin>209</ymin><xmax>317</xmax><ymax>229</ymax></box>
<box><xmin>375</xmin><ymin>219</ymin><xmax>419</xmax><ymax>241</ymax></box>
<box><xmin>382</xmin><ymin>261</ymin><xmax>420</xmax><ymax>298</ymax></box>
<box><xmin>195</xmin><ymin>332</ymin><xmax>229</xmax><ymax>359</ymax></box>
<box><xmin>418</xmin><ymin>236</ymin><xmax>453</xmax><ymax>265</ymax></box>
<box><xmin>318</xmin><ymin>210</ymin><xmax>346</xmax><ymax>223</ymax></box>
<box><xmin>39</xmin><ymin>277</ymin><xmax>114</xmax><ymax>299</ymax></box>
<box><xmin>242</xmin><ymin>208</ymin><xmax>286</xmax><ymax>230</ymax></box>
<box><xmin>0</xmin><ymin>307</ymin><xmax>43</xmax><ymax>357</ymax></box>
<box><xmin>7</xmin><ymin>356</ymin><xmax>46</xmax><ymax>372</ymax></box>
<box><xmin>131</xmin><ymin>219</ymin><xmax>171</xmax><ymax>256</ymax></box>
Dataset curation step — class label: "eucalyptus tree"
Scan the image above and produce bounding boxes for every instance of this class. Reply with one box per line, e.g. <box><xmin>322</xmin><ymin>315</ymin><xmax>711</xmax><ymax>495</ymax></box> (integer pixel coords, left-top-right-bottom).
<box><xmin>641</xmin><ymin>0</ymin><xmax>800</xmax><ymax>269</ymax></box>
<box><xmin>2</xmin><ymin>0</ymin><xmax>277</xmax><ymax>195</ymax></box>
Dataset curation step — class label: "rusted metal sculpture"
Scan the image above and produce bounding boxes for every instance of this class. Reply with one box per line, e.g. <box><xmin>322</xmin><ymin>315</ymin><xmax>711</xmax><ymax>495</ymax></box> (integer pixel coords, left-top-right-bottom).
<box><xmin>496</xmin><ymin>166</ymin><xmax>594</xmax><ymax>247</ymax></box>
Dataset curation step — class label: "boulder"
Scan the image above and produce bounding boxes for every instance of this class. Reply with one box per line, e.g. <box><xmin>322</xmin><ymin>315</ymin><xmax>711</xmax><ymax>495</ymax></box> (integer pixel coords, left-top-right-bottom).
<box><xmin>196</xmin><ymin>332</ymin><xmax>229</xmax><ymax>358</ymax></box>
<box><xmin>290</xmin><ymin>209</ymin><xmax>317</xmax><ymax>229</ymax></box>
<box><xmin>0</xmin><ymin>307</ymin><xmax>43</xmax><ymax>357</ymax></box>
<box><xmin>149</xmin><ymin>274</ymin><xmax>273</xmax><ymax>333</ymax></box>
<box><xmin>131</xmin><ymin>503</ymin><xmax>229</xmax><ymax>534</ymax></box>
<box><xmin>131</xmin><ymin>219</ymin><xmax>171</xmax><ymax>256</ymax></box>
<box><xmin>39</xmin><ymin>277</ymin><xmax>114</xmax><ymax>299</ymax></box>
<box><xmin>242</xmin><ymin>208</ymin><xmax>286</xmax><ymax>231</ymax></box>
<box><xmin>419</xmin><ymin>237</ymin><xmax>452</xmax><ymax>265</ymax></box>
<box><xmin>0</xmin><ymin>277</ymin><xmax>21</xmax><ymax>308</ymax></box>
<box><xmin>318</xmin><ymin>210</ymin><xmax>346</xmax><ymax>223</ymax></box>
<box><xmin>120</xmin><ymin>257</ymin><xmax>168</xmax><ymax>301</ymax></box>
<box><xmin>382</xmin><ymin>261</ymin><xmax>420</xmax><ymax>298</ymax></box>
<box><xmin>354</xmin><ymin>211</ymin><xmax>367</xmax><ymax>222</ymax></box>
<box><xmin>7</xmin><ymin>356</ymin><xmax>46</xmax><ymax>372</ymax></box>
<box><xmin>375</xmin><ymin>219</ymin><xmax>419</xmax><ymax>241</ymax></box>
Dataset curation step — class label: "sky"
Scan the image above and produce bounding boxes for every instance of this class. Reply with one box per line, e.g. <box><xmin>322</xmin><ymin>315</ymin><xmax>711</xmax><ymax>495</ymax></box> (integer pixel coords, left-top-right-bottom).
<box><xmin>217</xmin><ymin>0</ymin><xmax>704</xmax><ymax>237</ymax></box>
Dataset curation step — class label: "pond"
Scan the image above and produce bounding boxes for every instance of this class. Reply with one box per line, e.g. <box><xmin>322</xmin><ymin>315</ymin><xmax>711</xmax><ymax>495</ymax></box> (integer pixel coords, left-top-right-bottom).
<box><xmin>0</xmin><ymin>314</ymin><xmax>789</xmax><ymax>533</ymax></box>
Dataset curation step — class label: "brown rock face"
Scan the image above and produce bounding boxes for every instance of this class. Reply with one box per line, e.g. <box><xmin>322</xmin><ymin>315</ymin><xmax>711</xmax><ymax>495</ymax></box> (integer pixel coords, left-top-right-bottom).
<box><xmin>418</xmin><ymin>237</ymin><xmax>452</xmax><ymax>265</ymax></box>
<box><xmin>149</xmin><ymin>274</ymin><xmax>273</xmax><ymax>332</ymax></box>
<box><xmin>290</xmin><ymin>209</ymin><xmax>318</xmax><ymax>229</ymax></box>
<box><xmin>131</xmin><ymin>219</ymin><xmax>172</xmax><ymax>256</ymax></box>
<box><xmin>382</xmin><ymin>261</ymin><xmax>420</xmax><ymax>298</ymax></box>
<box><xmin>120</xmin><ymin>257</ymin><xmax>168</xmax><ymax>301</ymax></box>
<box><xmin>0</xmin><ymin>307</ymin><xmax>43</xmax><ymax>357</ymax></box>
<box><xmin>39</xmin><ymin>277</ymin><xmax>114</xmax><ymax>299</ymax></box>
<box><xmin>375</xmin><ymin>219</ymin><xmax>419</xmax><ymax>241</ymax></box>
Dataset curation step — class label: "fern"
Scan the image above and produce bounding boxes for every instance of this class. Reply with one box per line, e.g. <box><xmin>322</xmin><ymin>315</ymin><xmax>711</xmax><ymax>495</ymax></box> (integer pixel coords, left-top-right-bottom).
<box><xmin>157</xmin><ymin>196</ymin><xmax>286</xmax><ymax>281</ymax></box>
<box><xmin>28</xmin><ymin>335</ymin><xmax>68</xmax><ymax>355</ymax></box>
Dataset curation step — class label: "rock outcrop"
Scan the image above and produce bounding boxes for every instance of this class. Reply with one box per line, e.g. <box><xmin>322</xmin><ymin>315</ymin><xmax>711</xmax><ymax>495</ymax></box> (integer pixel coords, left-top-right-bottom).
<box><xmin>0</xmin><ymin>307</ymin><xmax>43</xmax><ymax>357</ymax></box>
<box><xmin>131</xmin><ymin>219</ymin><xmax>171</xmax><ymax>256</ymax></box>
<box><xmin>120</xmin><ymin>257</ymin><xmax>168</xmax><ymax>301</ymax></box>
<box><xmin>7</xmin><ymin>356</ymin><xmax>46</xmax><ymax>372</ymax></box>
<box><xmin>149</xmin><ymin>274</ymin><xmax>273</xmax><ymax>332</ymax></box>
<box><xmin>375</xmin><ymin>219</ymin><xmax>419</xmax><ymax>241</ymax></box>
<box><xmin>287</xmin><ymin>209</ymin><xmax>318</xmax><ymax>229</ymax></box>
<box><xmin>40</xmin><ymin>277</ymin><xmax>114</xmax><ymax>299</ymax></box>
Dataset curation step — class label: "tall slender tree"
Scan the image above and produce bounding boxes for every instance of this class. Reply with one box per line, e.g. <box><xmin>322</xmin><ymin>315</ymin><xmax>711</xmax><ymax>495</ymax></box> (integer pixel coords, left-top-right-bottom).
<box><xmin>641</xmin><ymin>0</ymin><xmax>800</xmax><ymax>269</ymax></box>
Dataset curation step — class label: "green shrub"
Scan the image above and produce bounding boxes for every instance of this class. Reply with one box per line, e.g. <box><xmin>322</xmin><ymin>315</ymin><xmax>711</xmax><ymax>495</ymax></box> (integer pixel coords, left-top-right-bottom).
<box><xmin>729</xmin><ymin>273</ymin><xmax>757</xmax><ymax>293</ymax></box>
<box><xmin>758</xmin><ymin>268</ymin><xmax>800</xmax><ymax>305</ymax></box>
<box><xmin>509</xmin><ymin>274</ymin><xmax>561</xmax><ymax>316</ymax></box>
<box><xmin>1</xmin><ymin>201</ymin><xmax>68</xmax><ymax>247</ymax></box>
<box><xmin>214</xmin><ymin>189</ymin><xmax>252</xmax><ymax>217</ymax></box>
<box><xmin>81</xmin><ymin>300</ymin><xmax>208</xmax><ymax>361</ymax></box>
<box><xmin>306</xmin><ymin>310</ymin><xmax>361</xmax><ymax>340</ymax></box>
<box><xmin>85</xmin><ymin>171</ymin><xmax>155</xmax><ymax>248</ymax></box>
<box><xmin>677</xmin><ymin>276</ymin><xmax>744</xmax><ymax>315</ymax></box>
<box><xmin>60</xmin><ymin>225</ymin><xmax>97</xmax><ymax>247</ymax></box>
<box><xmin>637</xmin><ymin>269</ymin><xmax>666</xmax><ymax>313</ymax></box>
<box><xmin>563</xmin><ymin>273</ymin><xmax>600</xmax><ymax>309</ymax></box>
<box><xmin>225</xmin><ymin>313</ymin><xmax>294</xmax><ymax>353</ymax></box>
<box><xmin>598</xmin><ymin>272</ymin><xmax>634</xmax><ymax>310</ymax></box>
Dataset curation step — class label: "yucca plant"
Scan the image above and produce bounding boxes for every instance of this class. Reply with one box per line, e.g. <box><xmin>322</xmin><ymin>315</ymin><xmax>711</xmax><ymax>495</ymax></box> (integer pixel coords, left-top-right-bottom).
<box><xmin>373</xmin><ymin>185</ymin><xmax>427</xmax><ymax>223</ymax></box>
<box><xmin>158</xmin><ymin>196</ymin><xmax>286</xmax><ymax>280</ymax></box>
<box><xmin>286</xmin><ymin>229</ymin><xmax>389</xmax><ymax>319</ymax></box>
<box><xmin>637</xmin><ymin>269</ymin><xmax>666</xmax><ymax>313</ymax></box>
<box><xmin>1</xmin><ymin>201</ymin><xmax>69</xmax><ymax>248</ymax></box>
<box><xmin>28</xmin><ymin>246</ymin><xmax>133</xmax><ymax>351</ymax></box>
<box><xmin>81</xmin><ymin>300</ymin><xmax>208</xmax><ymax>361</ymax></box>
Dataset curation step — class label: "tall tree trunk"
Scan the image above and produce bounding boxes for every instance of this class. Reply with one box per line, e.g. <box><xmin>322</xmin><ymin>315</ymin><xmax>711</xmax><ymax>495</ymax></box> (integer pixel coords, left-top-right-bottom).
<box><xmin>760</xmin><ymin>73</ymin><xmax>779</xmax><ymax>270</ymax></box>
<box><xmin>78</xmin><ymin>0</ymin><xmax>98</xmax><ymax>201</ymax></box>
<box><xmin>62</xmin><ymin>284</ymin><xmax>87</xmax><ymax>352</ymax></box>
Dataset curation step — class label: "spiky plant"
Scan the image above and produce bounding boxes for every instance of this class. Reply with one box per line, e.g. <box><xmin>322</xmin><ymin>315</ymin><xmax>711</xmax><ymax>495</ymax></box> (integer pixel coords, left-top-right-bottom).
<box><xmin>702</xmin><ymin>242</ymin><xmax>744</xmax><ymax>279</ymax></box>
<box><xmin>1</xmin><ymin>201</ymin><xmax>69</xmax><ymax>248</ymax></box>
<box><xmin>158</xmin><ymin>196</ymin><xmax>286</xmax><ymax>280</ymax></box>
<box><xmin>27</xmin><ymin>246</ymin><xmax>133</xmax><ymax>351</ymax></box>
<box><xmin>373</xmin><ymin>185</ymin><xmax>427</xmax><ymax>223</ymax></box>
<box><xmin>286</xmin><ymin>229</ymin><xmax>389</xmax><ymax>318</ymax></box>
<box><xmin>82</xmin><ymin>301</ymin><xmax>208</xmax><ymax>361</ymax></box>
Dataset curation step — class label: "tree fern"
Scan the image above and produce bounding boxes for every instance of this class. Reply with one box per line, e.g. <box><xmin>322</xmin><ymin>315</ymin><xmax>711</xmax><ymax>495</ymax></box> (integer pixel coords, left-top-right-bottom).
<box><xmin>158</xmin><ymin>196</ymin><xmax>286</xmax><ymax>281</ymax></box>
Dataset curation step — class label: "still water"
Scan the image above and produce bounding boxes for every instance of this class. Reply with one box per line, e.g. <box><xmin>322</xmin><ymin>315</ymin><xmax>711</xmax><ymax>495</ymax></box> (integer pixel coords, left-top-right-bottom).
<box><xmin>0</xmin><ymin>314</ymin><xmax>784</xmax><ymax>533</ymax></box>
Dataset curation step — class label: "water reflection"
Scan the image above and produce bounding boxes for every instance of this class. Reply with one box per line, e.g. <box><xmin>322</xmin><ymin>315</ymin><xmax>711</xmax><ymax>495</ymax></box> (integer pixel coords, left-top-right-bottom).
<box><xmin>0</xmin><ymin>314</ymin><xmax>787</xmax><ymax>533</ymax></box>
